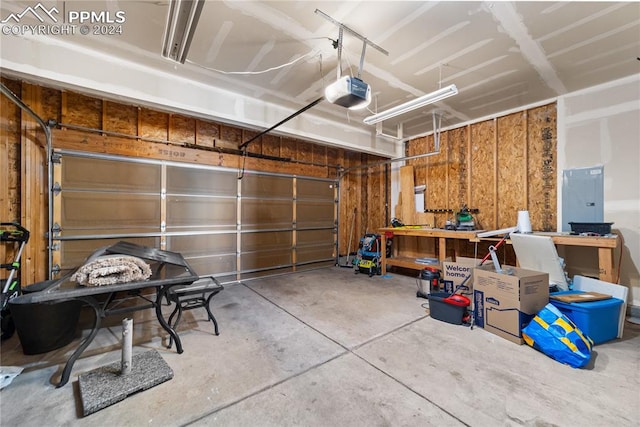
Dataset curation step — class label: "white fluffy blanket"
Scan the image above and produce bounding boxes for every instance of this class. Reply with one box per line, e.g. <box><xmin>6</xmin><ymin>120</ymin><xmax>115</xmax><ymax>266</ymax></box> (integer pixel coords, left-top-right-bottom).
<box><xmin>71</xmin><ymin>255</ymin><xmax>152</xmax><ymax>286</ymax></box>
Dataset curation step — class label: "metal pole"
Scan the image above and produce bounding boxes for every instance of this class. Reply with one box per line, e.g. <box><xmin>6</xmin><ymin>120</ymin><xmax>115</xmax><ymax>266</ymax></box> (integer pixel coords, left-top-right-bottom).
<box><xmin>121</xmin><ymin>318</ymin><xmax>133</xmax><ymax>375</ymax></box>
<box><xmin>238</xmin><ymin>97</ymin><xmax>324</xmax><ymax>150</ymax></box>
<box><xmin>314</xmin><ymin>9</ymin><xmax>389</xmax><ymax>56</ymax></box>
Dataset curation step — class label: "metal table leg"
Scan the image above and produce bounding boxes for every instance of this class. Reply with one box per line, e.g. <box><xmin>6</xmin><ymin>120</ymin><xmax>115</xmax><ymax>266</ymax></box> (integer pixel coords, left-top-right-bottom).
<box><xmin>155</xmin><ymin>286</ymin><xmax>183</xmax><ymax>353</ymax></box>
<box><xmin>205</xmin><ymin>291</ymin><xmax>221</xmax><ymax>336</ymax></box>
<box><xmin>56</xmin><ymin>297</ymin><xmax>101</xmax><ymax>388</ymax></box>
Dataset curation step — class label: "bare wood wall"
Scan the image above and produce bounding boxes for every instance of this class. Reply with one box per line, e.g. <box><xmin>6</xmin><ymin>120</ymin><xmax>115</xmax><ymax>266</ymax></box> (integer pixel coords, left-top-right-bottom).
<box><xmin>1</xmin><ymin>77</ymin><xmax>388</xmax><ymax>283</ymax></box>
<box><xmin>407</xmin><ymin>103</ymin><xmax>557</xmax><ymax>232</ymax></box>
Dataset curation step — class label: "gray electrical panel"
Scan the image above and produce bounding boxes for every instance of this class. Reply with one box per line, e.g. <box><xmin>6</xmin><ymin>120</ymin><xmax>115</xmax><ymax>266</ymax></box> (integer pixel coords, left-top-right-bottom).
<box><xmin>561</xmin><ymin>166</ymin><xmax>604</xmax><ymax>232</ymax></box>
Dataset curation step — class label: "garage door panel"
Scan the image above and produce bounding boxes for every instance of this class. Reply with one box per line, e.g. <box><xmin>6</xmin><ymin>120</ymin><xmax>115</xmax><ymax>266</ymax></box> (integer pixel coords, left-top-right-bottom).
<box><xmin>296</xmin><ymin>201</ymin><xmax>335</xmax><ymax>228</ymax></box>
<box><xmin>241</xmin><ymin>250</ymin><xmax>292</xmax><ymax>271</ymax></box>
<box><xmin>297</xmin><ymin>178</ymin><xmax>335</xmax><ymax>200</ymax></box>
<box><xmin>297</xmin><ymin>229</ymin><xmax>335</xmax><ymax>263</ymax></box>
<box><xmin>241</xmin><ymin>231</ymin><xmax>292</xmax><ymax>252</ymax></box>
<box><xmin>296</xmin><ymin>245</ymin><xmax>334</xmax><ymax>263</ymax></box>
<box><xmin>241</xmin><ymin>199</ymin><xmax>293</xmax><ymax>230</ymax></box>
<box><xmin>166</xmin><ymin>196</ymin><xmax>236</xmax><ymax>229</ymax></box>
<box><xmin>62</xmin><ymin>156</ymin><xmax>160</xmax><ymax>192</ymax></box>
<box><xmin>242</xmin><ymin>174</ymin><xmax>292</xmax><ymax>198</ymax></box>
<box><xmin>60</xmin><ymin>192</ymin><xmax>160</xmax><ymax>234</ymax></box>
<box><xmin>167</xmin><ymin>233</ymin><xmax>236</xmax><ymax>256</ymax></box>
<box><xmin>184</xmin><ymin>254</ymin><xmax>237</xmax><ymax>276</ymax></box>
<box><xmin>166</xmin><ymin>166</ymin><xmax>237</xmax><ymax>196</ymax></box>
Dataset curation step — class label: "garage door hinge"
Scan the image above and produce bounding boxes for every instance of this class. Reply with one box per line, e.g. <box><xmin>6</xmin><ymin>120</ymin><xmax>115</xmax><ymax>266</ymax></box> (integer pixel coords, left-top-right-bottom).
<box><xmin>52</xmin><ymin>182</ymin><xmax>62</xmax><ymax>195</ymax></box>
<box><xmin>50</xmin><ymin>242</ymin><xmax>60</xmax><ymax>251</ymax></box>
<box><xmin>51</xmin><ymin>264</ymin><xmax>61</xmax><ymax>275</ymax></box>
<box><xmin>51</xmin><ymin>223</ymin><xmax>62</xmax><ymax>237</ymax></box>
<box><xmin>51</xmin><ymin>153</ymin><xmax>62</xmax><ymax>163</ymax></box>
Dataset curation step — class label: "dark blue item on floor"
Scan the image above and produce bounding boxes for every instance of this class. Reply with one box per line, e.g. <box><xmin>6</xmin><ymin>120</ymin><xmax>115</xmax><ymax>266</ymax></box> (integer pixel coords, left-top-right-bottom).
<box><xmin>549</xmin><ymin>291</ymin><xmax>623</xmax><ymax>345</ymax></box>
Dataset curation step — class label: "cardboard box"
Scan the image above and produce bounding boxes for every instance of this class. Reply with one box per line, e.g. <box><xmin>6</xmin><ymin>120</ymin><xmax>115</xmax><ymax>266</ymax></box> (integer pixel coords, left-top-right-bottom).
<box><xmin>441</xmin><ymin>257</ymin><xmax>478</xmax><ymax>300</ymax></box>
<box><xmin>473</xmin><ymin>265</ymin><xmax>549</xmax><ymax>344</ymax></box>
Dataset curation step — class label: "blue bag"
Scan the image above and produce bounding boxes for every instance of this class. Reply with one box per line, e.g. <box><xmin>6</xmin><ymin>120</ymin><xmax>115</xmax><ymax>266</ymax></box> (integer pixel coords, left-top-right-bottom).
<box><xmin>522</xmin><ymin>303</ymin><xmax>594</xmax><ymax>368</ymax></box>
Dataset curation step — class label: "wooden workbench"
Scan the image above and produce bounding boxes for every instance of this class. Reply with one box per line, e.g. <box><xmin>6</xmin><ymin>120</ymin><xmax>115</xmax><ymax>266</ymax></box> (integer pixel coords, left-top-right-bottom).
<box><xmin>379</xmin><ymin>227</ymin><xmax>620</xmax><ymax>282</ymax></box>
<box><xmin>532</xmin><ymin>232</ymin><xmax>620</xmax><ymax>283</ymax></box>
<box><xmin>379</xmin><ymin>227</ymin><xmax>479</xmax><ymax>274</ymax></box>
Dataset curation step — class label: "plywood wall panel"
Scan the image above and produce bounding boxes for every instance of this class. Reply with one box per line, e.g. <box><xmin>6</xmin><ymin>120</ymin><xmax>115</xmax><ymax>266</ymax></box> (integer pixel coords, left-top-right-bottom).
<box><xmin>41</xmin><ymin>87</ymin><xmax>61</xmax><ymax>123</ymax></box>
<box><xmin>169</xmin><ymin>114</ymin><xmax>195</xmax><ymax>144</ymax></box>
<box><xmin>139</xmin><ymin>108</ymin><xmax>168</xmax><ymax>140</ymax></box>
<box><xmin>366</xmin><ymin>159</ymin><xmax>386</xmax><ymax>232</ymax></box>
<box><xmin>242</xmin><ymin>130</ymin><xmax>262</xmax><ymax>155</ymax></box>
<box><xmin>497</xmin><ymin>112</ymin><xmax>527</xmax><ymax>229</ymax></box>
<box><xmin>262</xmin><ymin>134</ymin><xmax>280</xmax><ymax>157</ymax></box>
<box><xmin>470</xmin><ymin>120</ymin><xmax>496</xmax><ymax>230</ymax></box>
<box><xmin>196</xmin><ymin>120</ymin><xmax>219</xmax><ymax>148</ymax></box>
<box><xmin>412</xmin><ymin>136</ymin><xmax>428</xmax><ymax>189</ymax></box>
<box><xmin>341</xmin><ymin>152</ymin><xmax>364</xmax><ymax>250</ymax></box>
<box><xmin>63</xmin><ymin>91</ymin><xmax>101</xmax><ymax>128</ymax></box>
<box><xmin>326</xmin><ymin>146</ymin><xmax>340</xmax><ymax>168</ymax></box>
<box><xmin>427</xmin><ymin>133</ymin><xmax>447</xmax><ymax>213</ymax></box>
<box><xmin>281</xmin><ymin>137</ymin><xmax>296</xmax><ymax>160</ymax></box>
<box><xmin>312</xmin><ymin>144</ymin><xmax>326</xmax><ymax>166</ymax></box>
<box><xmin>447</xmin><ymin>126</ymin><xmax>468</xmax><ymax>210</ymax></box>
<box><xmin>297</xmin><ymin>140</ymin><xmax>313</xmax><ymax>164</ymax></box>
<box><xmin>527</xmin><ymin>104</ymin><xmax>557</xmax><ymax>231</ymax></box>
<box><xmin>104</xmin><ymin>101</ymin><xmax>137</xmax><ymax>135</ymax></box>
<box><xmin>219</xmin><ymin>125</ymin><xmax>241</xmax><ymax>149</ymax></box>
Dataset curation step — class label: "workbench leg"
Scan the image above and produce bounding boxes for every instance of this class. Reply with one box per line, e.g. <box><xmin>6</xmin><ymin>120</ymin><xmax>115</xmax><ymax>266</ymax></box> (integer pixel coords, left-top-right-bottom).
<box><xmin>438</xmin><ymin>237</ymin><xmax>447</xmax><ymax>261</ymax></box>
<box><xmin>598</xmin><ymin>247</ymin><xmax>615</xmax><ymax>283</ymax></box>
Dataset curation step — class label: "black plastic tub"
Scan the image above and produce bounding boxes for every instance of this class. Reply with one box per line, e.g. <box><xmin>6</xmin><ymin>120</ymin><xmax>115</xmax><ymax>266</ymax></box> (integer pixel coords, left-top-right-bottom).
<box><xmin>9</xmin><ymin>280</ymin><xmax>82</xmax><ymax>355</ymax></box>
<box><xmin>427</xmin><ymin>292</ymin><xmax>467</xmax><ymax>325</ymax></box>
<box><xmin>569</xmin><ymin>222</ymin><xmax>613</xmax><ymax>235</ymax></box>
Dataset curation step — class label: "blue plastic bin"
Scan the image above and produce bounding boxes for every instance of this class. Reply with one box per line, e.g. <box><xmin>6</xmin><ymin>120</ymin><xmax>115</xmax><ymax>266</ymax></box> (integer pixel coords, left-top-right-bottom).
<box><xmin>549</xmin><ymin>291</ymin><xmax>623</xmax><ymax>345</ymax></box>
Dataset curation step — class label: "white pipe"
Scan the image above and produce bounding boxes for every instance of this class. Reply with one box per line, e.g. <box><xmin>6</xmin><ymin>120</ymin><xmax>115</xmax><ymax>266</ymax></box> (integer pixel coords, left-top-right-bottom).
<box><xmin>121</xmin><ymin>318</ymin><xmax>133</xmax><ymax>375</ymax></box>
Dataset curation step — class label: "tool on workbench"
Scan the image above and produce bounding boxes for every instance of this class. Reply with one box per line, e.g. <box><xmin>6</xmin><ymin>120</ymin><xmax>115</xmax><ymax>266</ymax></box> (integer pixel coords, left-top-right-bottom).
<box><xmin>444</xmin><ymin>205</ymin><xmax>478</xmax><ymax>231</ymax></box>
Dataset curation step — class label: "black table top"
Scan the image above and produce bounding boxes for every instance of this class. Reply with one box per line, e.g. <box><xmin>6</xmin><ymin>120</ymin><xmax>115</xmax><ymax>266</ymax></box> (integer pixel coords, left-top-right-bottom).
<box><xmin>11</xmin><ymin>242</ymin><xmax>199</xmax><ymax>304</ymax></box>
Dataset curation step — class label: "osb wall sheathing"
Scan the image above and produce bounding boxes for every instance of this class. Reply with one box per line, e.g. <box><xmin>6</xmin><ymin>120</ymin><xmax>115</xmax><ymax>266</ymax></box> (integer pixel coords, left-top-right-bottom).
<box><xmin>407</xmin><ymin>103</ymin><xmax>557</xmax><ymax>233</ymax></box>
<box><xmin>406</xmin><ymin>103</ymin><xmax>557</xmax><ymax>265</ymax></box>
<box><xmin>527</xmin><ymin>105</ymin><xmax>557</xmax><ymax>232</ymax></box>
<box><xmin>2</xmin><ymin>77</ymin><xmax>386</xmax><ymax>281</ymax></box>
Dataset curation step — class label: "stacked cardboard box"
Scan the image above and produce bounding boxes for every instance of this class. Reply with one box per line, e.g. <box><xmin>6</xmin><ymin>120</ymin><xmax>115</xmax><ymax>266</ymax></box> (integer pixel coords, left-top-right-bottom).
<box><xmin>473</xmin><ymin>265</ymin><xmax>549</xmax><ymax>344</ymax></box>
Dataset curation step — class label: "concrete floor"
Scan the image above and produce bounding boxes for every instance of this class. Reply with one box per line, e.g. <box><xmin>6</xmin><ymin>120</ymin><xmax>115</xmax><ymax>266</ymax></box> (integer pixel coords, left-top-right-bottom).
<box><xmin>1</xmin><ymin>267</ymin><xmax>639</xmax><ymax>426</ymax></box>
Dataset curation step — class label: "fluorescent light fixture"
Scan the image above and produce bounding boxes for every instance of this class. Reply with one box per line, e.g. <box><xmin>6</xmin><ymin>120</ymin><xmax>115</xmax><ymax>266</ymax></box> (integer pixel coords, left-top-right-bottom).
<box><xmin>363</xmin><ymin>84</ymin><xmax>458</xmax><ymax>125</ymax></box>
<box><xmin>162</xmin><ymin>0</ymin><xmax>205</xmax><ymax>64</ymax></box>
